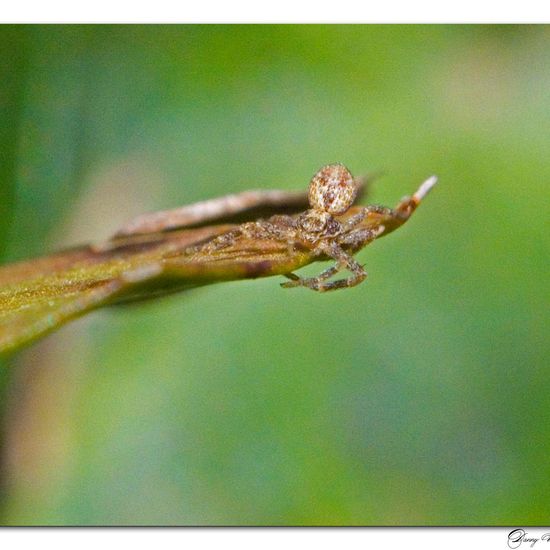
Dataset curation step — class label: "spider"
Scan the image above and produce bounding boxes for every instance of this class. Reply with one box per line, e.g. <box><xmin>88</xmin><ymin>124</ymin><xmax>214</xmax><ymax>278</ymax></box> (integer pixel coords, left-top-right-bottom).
<box><xmin>195</xmin><ymin>163</ymin><xmax>432</xmax><ymax>292</ymax></box>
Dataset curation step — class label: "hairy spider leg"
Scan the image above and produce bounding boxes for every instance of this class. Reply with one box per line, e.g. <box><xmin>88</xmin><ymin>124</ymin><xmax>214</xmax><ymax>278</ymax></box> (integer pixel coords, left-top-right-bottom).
<box><xmin>195</xmin><ymin>218</ymin><xmax>297</xmax><ymax>255</ymax></box>
<box><xmin>281</xmin><ymin>263</ymin><xmax>339</xmax><ymax>286</ymax></box>
<box><xmin>338</xmin><ymin>225</ymin><xmax>384</xmax><ymax>248</ymax></box>
<box><xmin>281</xmin><ymin>241</ymin><xmax>367</xmax><ymax>292</ymax></box>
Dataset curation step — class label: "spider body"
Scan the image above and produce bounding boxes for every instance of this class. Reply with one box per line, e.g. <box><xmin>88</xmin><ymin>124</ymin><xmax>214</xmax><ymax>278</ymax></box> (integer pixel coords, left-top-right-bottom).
<box><xmin>280</xmin><ymin>164</ymin><xmax>376</xmax><ymax>290</ymax></box>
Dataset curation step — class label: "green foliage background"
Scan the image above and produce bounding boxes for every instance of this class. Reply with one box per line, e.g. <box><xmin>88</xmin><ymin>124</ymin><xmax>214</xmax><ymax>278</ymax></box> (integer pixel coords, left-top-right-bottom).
<box><xmin>0</xmin><ymin>25</ymin><xmax>548</xmax><ymax>525</ymax></box>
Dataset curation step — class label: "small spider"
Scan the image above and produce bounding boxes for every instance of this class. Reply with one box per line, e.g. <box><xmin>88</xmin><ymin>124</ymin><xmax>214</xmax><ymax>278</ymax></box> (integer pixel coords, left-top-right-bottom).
<box><xmin>198</xmin><ymin>164</ymin><xmax>406</xmax><ymax>292</ymax></box>
<box><xmin>281</xmin><ymin>163</ymin><xmax>380</xmax><ymax>291</ymax></box>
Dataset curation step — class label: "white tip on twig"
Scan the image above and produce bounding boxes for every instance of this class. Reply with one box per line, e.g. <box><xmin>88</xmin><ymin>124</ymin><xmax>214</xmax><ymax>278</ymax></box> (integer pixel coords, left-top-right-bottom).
<box><xmin>413</xmin><ymin>175</ymin><xmax>438</xmax><ymax>202</ymax></box>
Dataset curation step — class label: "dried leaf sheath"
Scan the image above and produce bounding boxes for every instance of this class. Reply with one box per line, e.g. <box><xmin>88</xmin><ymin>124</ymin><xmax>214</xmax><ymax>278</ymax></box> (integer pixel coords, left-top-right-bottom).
<box><xmin>0</xmin><ymin>175</ymin><xmax>436</xmax><ymax>355</ymax></box>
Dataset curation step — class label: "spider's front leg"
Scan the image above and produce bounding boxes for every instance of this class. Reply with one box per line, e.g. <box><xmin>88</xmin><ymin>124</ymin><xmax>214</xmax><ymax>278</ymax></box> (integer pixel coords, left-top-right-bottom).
<box><xmin>341</xmin><ymin>205</ymin><xmax>400</xmax><ymax>233</ymax></box>
<box><xmin>338</xmin><ymin>224</ymin><xmax>384</xmax><ymax>250</ymax></box>
<box><xmin>281</xmin><ymin>241</ymin><xmax>367</xmax><ymax>292</ymax></box>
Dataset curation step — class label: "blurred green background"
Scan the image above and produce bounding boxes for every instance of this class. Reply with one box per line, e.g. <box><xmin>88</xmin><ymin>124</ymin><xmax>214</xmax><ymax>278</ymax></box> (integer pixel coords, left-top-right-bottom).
<box><xmin>0</xmin><ymin>24</ymin><xmax>548</xmax><ymax>525</ymax></box>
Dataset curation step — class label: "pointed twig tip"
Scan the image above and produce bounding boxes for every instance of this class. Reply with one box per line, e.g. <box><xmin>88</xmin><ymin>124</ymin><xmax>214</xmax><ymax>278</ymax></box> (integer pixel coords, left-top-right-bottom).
<box><xmin>413</xmin><ymin>175</ymin><xmax>438</xmax><ymax>202</ymax></box>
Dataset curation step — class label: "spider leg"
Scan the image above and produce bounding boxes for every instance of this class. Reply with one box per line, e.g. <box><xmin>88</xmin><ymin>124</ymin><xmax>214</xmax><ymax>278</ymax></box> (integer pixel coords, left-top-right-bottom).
<box><xmin>338</xmin><ymin>226</ymin><xmax>383</xmax><ymax>249</ymax></box>
<box><xmin>281</xmin><ymin>264</ymin><xmax>339</xmax><ymax>288</ymax></box>
<box><xmin>193</xmin><ymin>228</ymin><xmax>244</xmax><ymax>253</ymax></box>
<box><xmin>318</xmin><ymin>243</ymin><xmax>367</xmax><ymax>291</ymax></box>
<box><xmin>341</xmin><ymin>208</ymin><xmax>367</xmax><ymax>231</ymax></box>
<box><xmin>340</xmin><ymin>205</ymin><xmax>397</xmax><ymax>233</ymax></box>
<box><xmin>281</xmin><ymin>242</ymin><xmax>366</xmax><ymax>292</ymax></box>
<box><xmin>195</xmin><ymin>218</ymin><xmax>296</xmax><ymax>254</ymax></box>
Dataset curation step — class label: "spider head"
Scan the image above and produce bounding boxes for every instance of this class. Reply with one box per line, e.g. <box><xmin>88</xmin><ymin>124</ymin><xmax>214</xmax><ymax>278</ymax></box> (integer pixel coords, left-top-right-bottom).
<box><xmin>297</xmin><ymin>210</ymin><xmax>341</xmax><ymax>243</ymax></box>
<box><xmin>308</xmin><ymin>163</ymin><xmax>357</xmax><ymax>216</ymax></box>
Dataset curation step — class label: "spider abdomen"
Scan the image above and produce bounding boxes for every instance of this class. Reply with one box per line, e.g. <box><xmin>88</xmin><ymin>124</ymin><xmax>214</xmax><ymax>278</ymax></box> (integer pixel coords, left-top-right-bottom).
<box><xmin>308</xmin><ymin>163</ymin><xmax>358</xmax><ymax>216</ymax></box>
